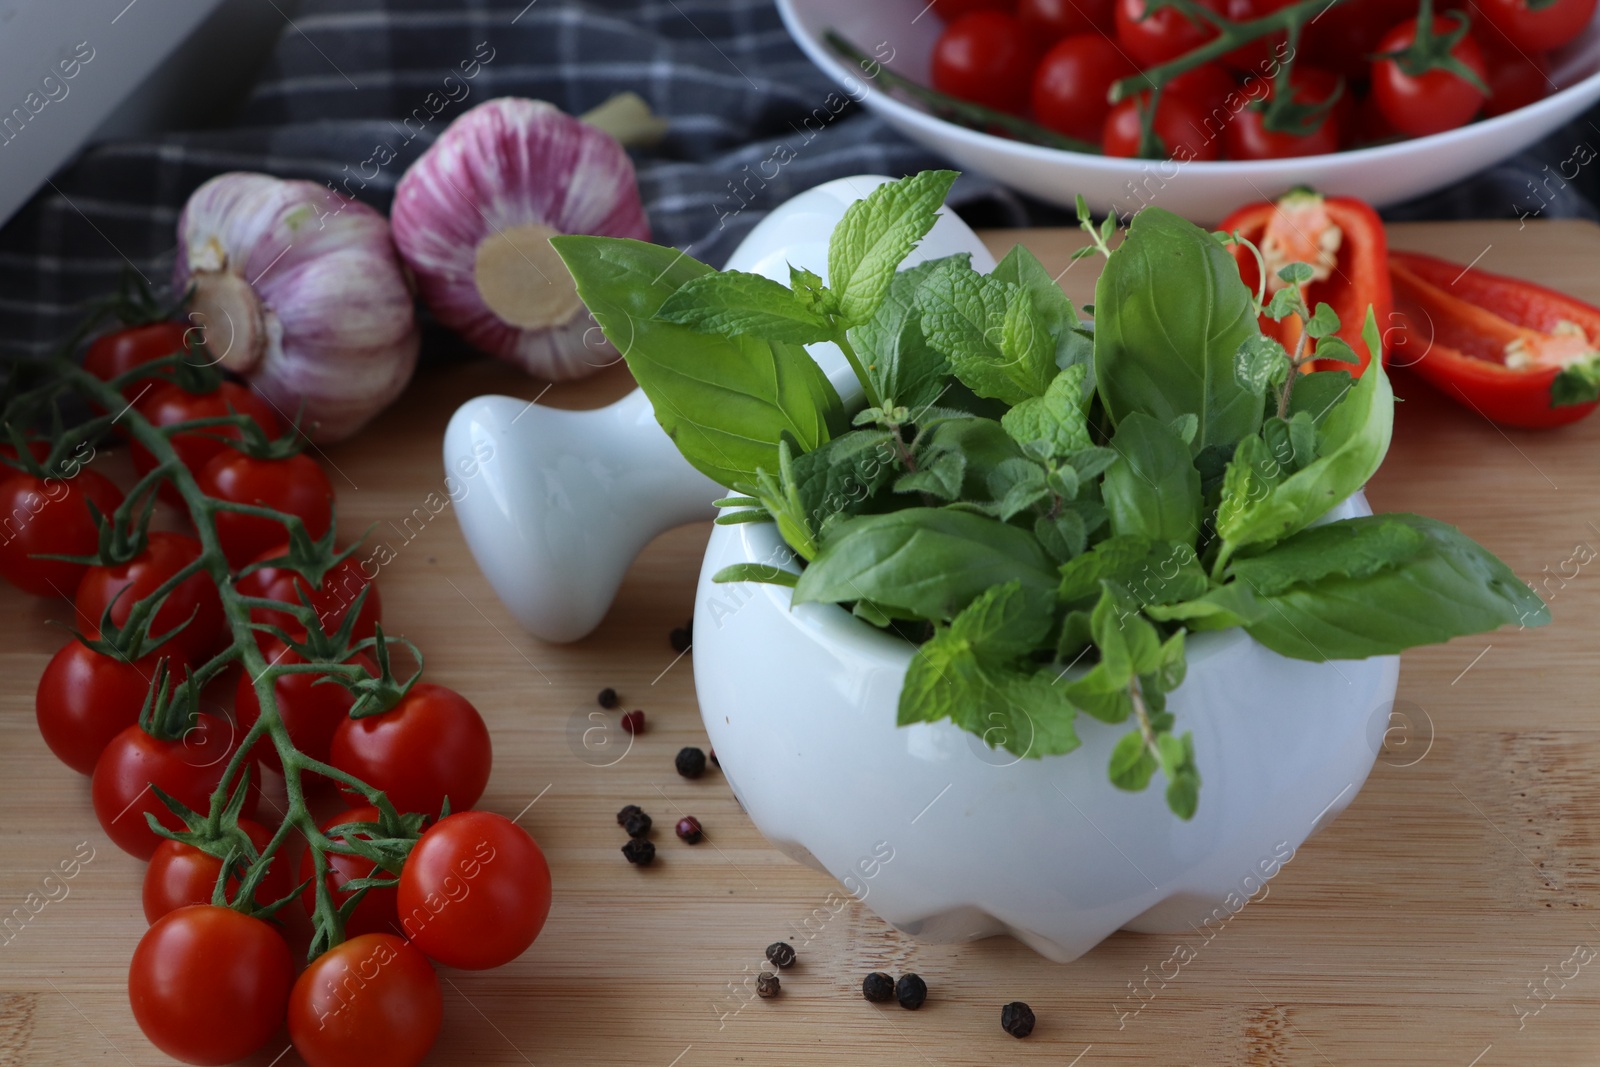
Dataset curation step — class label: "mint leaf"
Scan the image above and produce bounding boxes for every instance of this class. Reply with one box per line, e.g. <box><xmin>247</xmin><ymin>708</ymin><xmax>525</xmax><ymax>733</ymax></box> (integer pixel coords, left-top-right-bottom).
<box><xmin>793</xmin><ymin>507</ymin><xmax>1059</xmax><ymax>620</ymax></box>
<box><xmin>1209</xmin><ymin>514</ymin><xmax>1549</xmax><ymax>661</ymax></box>
<box><xmin>1058</xmin><ymin>536</ymin><xmax>1207</xmax><ymax>608</ymax></box>
<box><xmin>898</xmin><ymin>581</ymin><xmax>1080</xmax><ymax>758</ymax></box>
<box><xmin>990</xmin><ymin>243</ymin><xmax>1094</xmax><ymax>385</ymax></box>
<box><xmin>1093</xmin><ymin>207</ymin><xmax>1264</xmax><ymax>452</ymax></box>
<box><xmin>1034</xmin><ymin>511</ymin><xmax>1087</xmax><ymax>563</ymax></box>
<box><xmin>1227</xmin><ymin>515</ymin><xmax>1428</xmax><ymax>596</ymax></box>
<box><xmin>829</xmin><ymin>170</ymin><xmax>959</xmax><ymax>326</ymax></box>
<box><xmin>847</xmin><ymin>255</ymin><xmax>959</xmax><ymax>412</ymax></box>
<box><xmin>1102</xmin><ymin>412</ymin><xmax>1203</xmax><ymax>543</ymax></box>
<box><xmin>914</xmin><ymin>415</ymin><xmax>1025</xmax><ymax>503</ymax></box>
<box><xmin>914</xmin><ymin>259</ymin><xmax>1032</xmax><ymax>404</ymax></box>
<box><xmin>985</xmin><ymin>457</ymin><xmax>1050</xmax><ymax>520</ymax></box>
<box><xmin>895</xmin><ymin>448</ymin><xmax>966</xmax><ymax>501</ymax></box>
<box><xmin>553</xmin><ymin>236</ymin><xmax>844</xmax><ymax>488</ymax></box>
<box><xmin>997</xmin><ymin>280</ymin><xmax>1060</xmax><ymax>399</ymax></box>
<box><xmin>1109</xmin><ymin>730</ymin><xmax>1157</xmax><ymax>791</ymax></box>
<box><xmin>789</xmin><ymin>429</ymin><xmax>897</xmax><ymax>537</ymax></box>
<box><xmin>656</xmin><ymin>268</ymin><xmax>833</xmax><ymax>343</ymax></box>
<box><xmin>1001</xmin><ymin>365</ymin><xmax>1091</xmax><ymax>459</ymax></box>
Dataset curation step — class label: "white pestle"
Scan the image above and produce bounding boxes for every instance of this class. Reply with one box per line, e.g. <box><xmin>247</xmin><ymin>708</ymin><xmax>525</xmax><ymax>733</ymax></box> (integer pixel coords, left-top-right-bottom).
<box><xmin>442</xmin><ymin>174</ymin><xmax>998</xmax><ymax>643</ymax></box>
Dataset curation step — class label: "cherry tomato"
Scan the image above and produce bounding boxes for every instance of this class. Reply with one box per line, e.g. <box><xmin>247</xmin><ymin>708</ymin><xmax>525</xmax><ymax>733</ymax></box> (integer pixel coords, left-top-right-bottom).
<box><xmin>1371</xmin><ymin>17</ymin><xmax>1488</xmax><ymax>137</ymax></box>
<box><xmin>91</xmin><ymin>714</ymin><xmax>259</xmax><ymax>859</ymax></box>
<box><xmin>1102</xmin><ymin>92</ymin><xmax>1220</xmax><ymax>160</ymax></box>
<box><xmin>1018</xmin><ymin>0</ymin><xmax>1113</xmax><ymax>39</ymax></box>
<box><xmin>197</xmin><ymin>451</ymin><xmax>334</xmax><ymax>569</ymax></box>
<box><xmin>1304</xmin><ymin>0</ymin><xmax>1406</xmax><ymax>81</ymax></box>
<box><xmin>1221</xmin><ymin>0</ymin><xmax>1294</xmax><ymax>73</ymax></box>
<box><xmin>36</xmin><ymin>637</ymin><xmax>165</xmax><ymax>775</ymax></box>
<box><xmin>237</xmin><ymin>637</ymin><xmax>375</xmax><ymax>775</ymax></box>
<box><xmin>1115</xmin><ymin>0</ymin><xmax>1222</xmax><ymax>68</ymax></box>
<box><xmin>142</xmin><ymin>818</ymin><xmax>291</xmax><ymax>923</ymax></box>
<box><xmin>398</xmin><ymin>811</ymin><xmax>552</xmax><ymax>970</ymax></box>
<box><xmin>1482</xmin><ymin>40</ymin><xmax>1551</xmax><ymax>118</ymax></box>
<box><xmin>0</xmin><ymin>469</ymin><xmax>125</xmax><ymax>597</ymax></box>
<box><xmin>1474</xmin><ymin>0</ymin><xmax>1596</xmax><ymax>52</ymax></box>
<box><xmin>330</xmin><ymin>683</ymin><xmax>492</xmax><ymax>818</ymax></box>
<box><xmin>932</xmin><ymin>0</ymin><xmax>1016</xmax><ymax>15</ymax></box>
<box><xmin>1031</xmin><ymin>33</ymin><xmax>1137</xmax><ymax>141</ymax></box>
<box><xmin>288</xmin><ymin>934</ymin><xmax>442</xmax><ymax>1067</ymax></box>
<box><xmin>0</xmin><ymin>440</ymin><xmax>49</xmax><ymax>468</ymax></box>
<box><xmin>1166</xmin><ymin>62</ymin><xmax>1238</xmax><ymax>119</ymax></box>
<box><xmin>238</xmin><ymin>543</ymin><xmax>382</xmax><ymax>646</ymax></box>
<box><xmin>129</xmin><ymin>904</ymin><xmax>293</xmax><ymax>1067</ymax></box>
<box><xmin>83</xmin><ymin>322</ymin><xmax>192</xmax><ymax>402</ymax></box>
<box><xmin>73</xmin><ymin>532</ymin><xmax>225</xmax><ymax>668</ymax></box>
<box><xmin>130</xmin><ymin>382</ymin><xmax>283</xmax><ymax>483</ymax></box>
<box><xmin>932</xmin><ymin>11</ymin><xmax>1038</xmax><ymax>113</ymax></box>
<box><xmin>1225</xmin><ymin>66</ymin><xmax>1345</xmax><ymax>160</ymax></box>
<box><xmin>299</xmin><ymin>804</ymin><xmax>405</xmax><ymax>937</ymax></box>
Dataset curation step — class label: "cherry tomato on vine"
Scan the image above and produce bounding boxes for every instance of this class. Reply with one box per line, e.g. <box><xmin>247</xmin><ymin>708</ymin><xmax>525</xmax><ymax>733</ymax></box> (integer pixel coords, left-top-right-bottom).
<box><xmin>130</xmin><ymin>382</ymin><xmax>283</xmax><ymax>484</ymax></box>
<box><xmin>1303</xmin><ymin>0</ymin><xmax>1404</xmax><ymax>81</ymax></box>
<box><xmin>1032</xmin><ymin>33</ymin><xmax>1136</xmax><ymax>142</ymax></box>
<box><xmin>1371</xmin><ymin>17</ymin><xmax>1488</xmax><ymax>137</ymax></box>
<box><xmin>129</xmin><ymin>904</ymin><xmax>293</xmax><ymax>1067</ymax></box>
<box><xmin>931</xmin><ymin>0</ymin><xmax>1016</xmax><ymax>16</ymax></box>
<box><xmin>398</xmin><ymin>811</ymin><xmax>552</xmax><ymax>970</ymax></box>
<box><xmin>1473</xmin><ymin>0</ymin><xmax>1596</xmax><ymax>52</ymax></box>
<box><xmin>288</xmin><ymin>934</ymin><xmax>442</xmax><ymax>1067</ymax></box>
<box><xmin>0</xmin><ymin>469</ymin><xmax>125</xmax><ymax>597</ymax></box>
<box><xmin>1225</xmin><ymin>66</ymin><xmax>1346</xmax><ymax>160</ymax></box>
<box><xmin>1102</xmin><ymin>92</ymin><xmax>1220</xmax><ymax>160</ymax></box>
<box><xmin>329</xmin><ymin>683</ymin><xmax>492</xmax><ymax>818</ymax></box>
<box><xmin>1018</xmin><ymin>0</ymin><xmax>1113</xmax><ymax>40</ymax></box>
<box><xmin>1482</xmin><ymin>40</ymin><xmax>1551</xmax><ymax>118</ymax></box>
<box><xmin>1114</xmin><ymin>0</ymin><xmax>1222</xmax><ymax>68</ymax></box>
<box><xmin>931</xmin><ymin>11</ymin><xmax>1039</xmax><ymax>113</ymax></box>
<box><xmin>142</xmin><ymin>818</ymin><xmax>291</xmax><ymax>923</ymax></box>
<box><xmin>237</xmin><ymin>544</ymin><xmax>383</xmax><ymax>646</ymax></box>
<box><xmin>298</xmin><ymin>804</ymin><xmax>403</xmax><ymax>938</ymax></box>
<box><xmin>91</xmin><ymin>714</ymin><xmax>259</xmax><ymax>859</ymax></box>
<box><xmin>1166</xmin><ymin>61</ymin><xmax>1238</xmax><ymax>120</ymax></box>
<box><xmin>83</xmin><ymin>321</ymin><xmax>192</xmax><ymax>402</ymax></box>
<box><xmin>36</xmin><ymin>637</ymin><xmax>165</xmax><ymax>775</ymax></box>
<box><xmin>197</xmin><ymin>451</ymin><xmax>334</xmax><ymax>569</ymax></box>
<box><xmin>1221</xmin><ymin>0</ymin><xmax>1293</xmax><ymax>74</ymax></box>
<box><xmin>0</xmin><ymin>440</ymin><xmax>49</xmax><ymax>467</ymax></box>
<box><xmin>73</xmin><ymin>532</ymin><xmax>225</xmax><ymax>668</ymax></box>
<box><xmin>236</xmin><ymin>637</ymin><xmax>376</xmax><ymax>775</ymax></box>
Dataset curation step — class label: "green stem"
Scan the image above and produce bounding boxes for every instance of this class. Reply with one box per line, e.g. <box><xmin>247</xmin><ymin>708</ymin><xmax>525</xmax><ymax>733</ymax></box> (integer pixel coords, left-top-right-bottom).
<box><xmin>832</xmin><ymin>329</ymin><xmax>884</xmax><ymax>411</ymax></box>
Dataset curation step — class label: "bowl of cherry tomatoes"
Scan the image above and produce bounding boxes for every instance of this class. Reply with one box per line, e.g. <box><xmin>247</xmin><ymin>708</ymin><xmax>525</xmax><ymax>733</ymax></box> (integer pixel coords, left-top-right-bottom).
<box><xmin>775</xmin><ymin>0</ymin><xmax>1600</xmax><ymax>222</ymax></box>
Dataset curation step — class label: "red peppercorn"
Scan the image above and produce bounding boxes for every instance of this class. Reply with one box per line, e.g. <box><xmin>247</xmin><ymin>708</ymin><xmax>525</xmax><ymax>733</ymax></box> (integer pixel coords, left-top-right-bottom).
<box><xmin>675</xmin><ymin>816</ymin><xmax>703</xmax><ymax>844</ymax></box>
<box><xmin>621</xmin><ymin>710</ymin><xmax>646</xmax><ymax>735</ymax></box>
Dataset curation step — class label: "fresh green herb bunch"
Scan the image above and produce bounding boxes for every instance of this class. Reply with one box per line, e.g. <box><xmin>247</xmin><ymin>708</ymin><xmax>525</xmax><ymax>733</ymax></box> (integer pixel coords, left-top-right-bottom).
<box><xmin>554</xmin><ymin>171</ymin><xmax>1547</xmax><ymax>820</ymax></box>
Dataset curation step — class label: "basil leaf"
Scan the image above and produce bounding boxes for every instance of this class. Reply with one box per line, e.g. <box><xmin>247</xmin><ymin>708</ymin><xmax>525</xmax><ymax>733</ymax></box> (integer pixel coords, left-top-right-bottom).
<box><xmin>1057</xmin><ymin>536</ymin><xmax>1207</xmax><ymax>608</ymax></box>
<box><xmin>1226</xmin><ymin>515</ymin><xmax>1427</xmax><ymax>596</ymax></box>
<box><xmin>1289</xmin><ymin>369</ymin><xmax>1354</xmax><ymax>424</ymax></box>
<box><xmin>1093</xmin><ymin>207</ymin><xmax>1263</xmax><ymax>452</ymax></box>
<box><xmin>1001</xmin><ymin>365</ymin><xmax>1092</xmax><ymax>460</ymax></box>
<box><xmin>793</xmin><ymin>507</ymin><xmax>1058</xmax><ymax>620</ymax></box>
<box><xmin>1210</xmin><ymin>514</ymin><xmax>1549</xmax><ymax>661</ymax></box>
<box><xmin>553</xmin><ymin>236</ymin><xmax>843</xmax><ymax>488</ymax></box>
<box><xmin>829</xmin><ymin>169</ymin><xmax>959</xmax><ymax>326</ymax></box>
<box><xmin>895</xmin><ymin>449</ymin><xmax>967</xmax><ymax>501</ymax></box>
<box><xmin>1217</xmin><ymin>357</ymin><xmax>1394</xmax><ymax>553</ymax></box>
<box><xmin>847</xmin><ymin>255</ymin><xmax>960</xmax><ymax>412</ymax></box>
<box><xmin>990</xmin><ymin>243</ymin><xmax>1094</xmax><ymax>385</ymax></box>
<box><xmin>656</xmin><ymin>269</ymin><xmax>833</xmax><ymax>343</ymax></box>
<box><xmin>1103</xmin><ymin>412</ymin><xmax>1203</xmax><ymax>543</ymax></box>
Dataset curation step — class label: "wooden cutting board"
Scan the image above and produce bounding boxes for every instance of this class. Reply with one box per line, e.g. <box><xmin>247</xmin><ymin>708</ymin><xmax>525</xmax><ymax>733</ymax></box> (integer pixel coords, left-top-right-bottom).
<box><xmin>3</xmin><ymin>220</ymin><xmax>1599</xmax><ymax>1067</ymax></box>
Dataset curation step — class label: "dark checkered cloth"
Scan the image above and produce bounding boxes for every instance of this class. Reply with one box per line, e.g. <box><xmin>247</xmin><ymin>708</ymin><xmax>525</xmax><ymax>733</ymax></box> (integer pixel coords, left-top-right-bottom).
<box><xmin>1</xmin><ymin>0</ymin><xmax>1597</xmax><ymax>357</ymax></box>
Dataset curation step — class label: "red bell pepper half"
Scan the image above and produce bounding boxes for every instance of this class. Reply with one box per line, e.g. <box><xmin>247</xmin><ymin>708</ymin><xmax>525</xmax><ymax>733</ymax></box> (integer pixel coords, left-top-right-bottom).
<box><xmin>1387</xmin><ymin>250</ymin><xmax>1600</xmax><ymax>430</ymax></box>
<box><xmin>1219</xmin><ymin>190</ymin><xmax>1392</xmax><ymax>375</ymax></box>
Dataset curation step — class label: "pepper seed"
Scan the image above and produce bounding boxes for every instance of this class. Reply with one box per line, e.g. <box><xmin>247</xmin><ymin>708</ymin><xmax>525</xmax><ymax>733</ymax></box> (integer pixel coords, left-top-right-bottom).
<box><xmin>621</xmin><ymin>709</ymin><xmax>646</xmax><ymax>735</ymax></box>
<box><xmin>675</xmin><ymin>746</ymin><xmax>707</xmax><ymax>779</ymax></box>
<box><xmin>675</xmin><ymin>816</ymin><xmax>703</xmax><ymax>843</ymax></box>
<box><xmin>862</xmin><ymin>972</ymin><xmax>895</xmax><ymax>1003</ymax></box>
<box><xmin>1001</xmin><ymin>1001</ymin><xmax>1035</xmax><ymax>1038</ymax></box>
<box><xmin>615</xmin><ymin>804</ymin><xmax>643</xmax><ymax>826</ymax></box>
<box><xmin>895</xmin><ymin>973</ymin><xmax>927</xmax><ymax>1010</ymax></box>
<box><xmin>622</xmin><ymin>811</ymin><xmax>652</xmax><ymax>838</ymax></box>
<box><xmin>621</xmin><ymin>838</ymin><xmax>655</xmax><ymax>865</ymax></box>
<box><xmin>765</xmin><ymin>941</ymin><xmax>796</xmax><ymax>969</ymax></box>
<box><xmin>597</xmin><ymin>687</ymin><xmax>619</xmax><ymax>709</ymax></box>
<box><xmin>756</xmin><ymin>973</ymin><xmax>780</xmax><ymax>999</ymax></box>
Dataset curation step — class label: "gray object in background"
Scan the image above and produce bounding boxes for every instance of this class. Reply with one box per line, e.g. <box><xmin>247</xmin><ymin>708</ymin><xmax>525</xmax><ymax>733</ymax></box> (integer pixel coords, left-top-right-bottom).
<box><xmin>0</xmin><ymin>0</ymin><xmax>295</xmax><ymax>227</ymax></box>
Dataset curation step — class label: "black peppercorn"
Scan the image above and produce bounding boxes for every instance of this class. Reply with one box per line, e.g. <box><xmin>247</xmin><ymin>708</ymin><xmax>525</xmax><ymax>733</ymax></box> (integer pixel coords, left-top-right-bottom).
<box><xmin>862</xmin><ymin>972</ymin><xmax>895</xmax><ymax>1003</ymax></box>
<box><xmin>675</xmin><ymin>816</ymin><xmax>703</xmax><ymax>843</ymax></box>
<box><xmin>1000</xmin><ymin>1001</ymin><xmax>1035</xmax><ymax>1038</ymax></box>
<box><xmin>756</xmin><ymin>973</ymin><xmax>780</xmax><ymax>999</ymax></box>
<box><xmin>597</xmin><ymin>687</ymin><xmax>619</xmax><ymax>709</ymax></box>
<box><xmin>895</xmin><ymin>973</ymin><xmax>927</xmax><ymax>1010</ymax></box>
<box><xmin>615</xmin><ymin>804</ymin><xmax>642</xmax><ymax>826</ymax></box>
<box><xmin>622</xmin><ymin>811</ymin><xmax>652</xmax><ymax>838</ymax></box>
<box><xmin>621</xmin><ymin>838</ymin><xmax>655</xmax><ymax>865</ymax></box>
<box><xmin>675</xmin><ymin>746</ymin><xmax>707</xmax><ymax>779</ymax></box>
<box><xmin>765</xmin><ymin>941</ymin><xmax>796</xmax><ymax>968</ymax></box>
<box><xmin>669</xmin><ymin>625</ymin><xmax>692</xmax><ymax>653</ymax></box>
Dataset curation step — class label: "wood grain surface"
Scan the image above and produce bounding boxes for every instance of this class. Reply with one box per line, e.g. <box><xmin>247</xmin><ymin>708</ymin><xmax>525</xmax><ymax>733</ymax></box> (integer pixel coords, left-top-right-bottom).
<box><xmin>3</xmin><ymin>221</ymin><xmax>1599</xmax><ymax>1067</ymax></box>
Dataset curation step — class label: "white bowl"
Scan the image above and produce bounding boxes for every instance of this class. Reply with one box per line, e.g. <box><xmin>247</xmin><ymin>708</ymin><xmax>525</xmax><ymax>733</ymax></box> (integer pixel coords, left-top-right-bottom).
<box><xmin>695</xmin><ymin>501</ymin><xmax>1400</xmax><ymax>963</ymax></box>
<box><xmin>775</xmin><ymin>0</ymin><xmax>1600</xmax><ymax>223</ymax></box>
